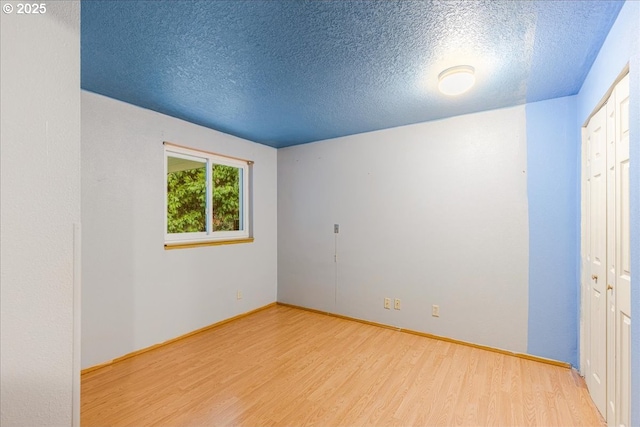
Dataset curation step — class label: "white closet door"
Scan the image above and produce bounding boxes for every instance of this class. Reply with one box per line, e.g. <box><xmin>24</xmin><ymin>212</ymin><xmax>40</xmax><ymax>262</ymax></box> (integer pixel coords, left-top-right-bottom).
<box><xmin>614</xmin><ymin>73</ymin><xmax>631</xmax><ymax>427</ymax></box>
<box><xmin>583</xmin><ymin>72</ymin><xmax>631</xmax><ymax>425</ymax></box>
<box><xmin>605</xmin><ymin>89</ymin><xmax>616</xmax><ymax>426</ymax></box>
<box><xmin>586</xmin><ymin>104</ymin><xmax>607</xmax><ymax>416</ymax></box>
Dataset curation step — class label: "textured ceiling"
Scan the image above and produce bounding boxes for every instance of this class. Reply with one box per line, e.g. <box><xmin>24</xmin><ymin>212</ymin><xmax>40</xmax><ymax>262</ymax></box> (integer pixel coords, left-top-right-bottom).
<box><xmin>81</xmin><ymin>1</ymin><xmax>624</xmax><ymax>148</ymax></box>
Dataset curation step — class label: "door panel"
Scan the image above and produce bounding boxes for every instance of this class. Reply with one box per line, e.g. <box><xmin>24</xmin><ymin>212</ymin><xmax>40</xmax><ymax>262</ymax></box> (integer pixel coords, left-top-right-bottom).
<box><xmin>587</xmin><ymin>105</ymin><xmax>607</xmax><ymax>416</ymax></box>
<box><xmin>615</xmin><ymin>74</ymin><xmax>630</xmax><ymax>427</ymax></box>
<box><xmin>618</xmin><ymin>314</ymin><xmax>631</xmax><ymax>427</ymax></box>
<box><xmin>605</xmin><ymin>95</ymin><xmax>616</xmax><ymax>425</ymax></box>
<box><xmin>583</xmin><ymin>135</ymin><xmax>592</xmax><ymax>382</ymax></box>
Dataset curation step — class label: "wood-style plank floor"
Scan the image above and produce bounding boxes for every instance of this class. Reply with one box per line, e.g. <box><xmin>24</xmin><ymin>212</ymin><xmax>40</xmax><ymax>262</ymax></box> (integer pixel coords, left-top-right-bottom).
<box><xmin>82</xmin><ymin>305</ymin><xmax>604</xmax><ymax>426</ymax></box>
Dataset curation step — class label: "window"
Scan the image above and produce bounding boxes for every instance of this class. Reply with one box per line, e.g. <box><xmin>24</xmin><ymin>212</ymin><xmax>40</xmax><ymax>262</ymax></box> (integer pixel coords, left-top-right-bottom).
<box><xmin>164</xmin><ymin>143</ymin><xmax>251</xmax><ymax>248</ymax></box>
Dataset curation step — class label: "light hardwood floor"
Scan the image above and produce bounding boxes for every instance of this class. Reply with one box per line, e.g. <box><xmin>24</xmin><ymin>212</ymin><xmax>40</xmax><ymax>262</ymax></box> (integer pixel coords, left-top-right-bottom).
<box><xmin>82</xmin><ymin>305</ymin><xmax>604</xmax><ymax>426</ymax></box>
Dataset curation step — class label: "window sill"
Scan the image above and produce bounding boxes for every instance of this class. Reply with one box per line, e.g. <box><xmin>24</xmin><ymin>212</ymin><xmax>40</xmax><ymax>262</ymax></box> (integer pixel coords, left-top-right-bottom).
<box><xmin>164</xmin><ymin>238</ymin><xmax>254</xmax><ymax>250</ymax></box>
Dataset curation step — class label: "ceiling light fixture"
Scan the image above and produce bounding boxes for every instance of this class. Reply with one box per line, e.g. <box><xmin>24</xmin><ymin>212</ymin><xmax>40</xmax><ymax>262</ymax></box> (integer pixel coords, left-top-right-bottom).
<box><xmin>438</xmin><ymin>65</ymin><xmax>475</xmax><ymax>96</ymax></box>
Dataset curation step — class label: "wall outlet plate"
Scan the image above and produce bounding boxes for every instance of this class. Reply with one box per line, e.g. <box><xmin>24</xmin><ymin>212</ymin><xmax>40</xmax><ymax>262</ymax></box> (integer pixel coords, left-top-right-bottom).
<box><xmin>384</xmin><ymin>298</ymin><xmax>391</xmax><ymax>309</ymax></box>
<box><xmin>394</xmin><ymin>298</ymin><xmax>401</xmax><ymax>310</ymax></box>
<box><xmin>432</xmin><ymin>304</ymin><xmax>440</xmax><ymax>317</ymax></box>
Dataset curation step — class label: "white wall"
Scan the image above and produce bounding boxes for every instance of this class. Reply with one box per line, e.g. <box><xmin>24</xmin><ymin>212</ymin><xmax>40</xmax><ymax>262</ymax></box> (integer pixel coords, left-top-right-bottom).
<box><xmin>0</xmin><ymin>3</ymin><xmax>81</xmax><ymax>426</ymax></box>
<box><xmin>81</xmin><ymin>91</ymin><xmax>278</xmax><ymax>368</ymax></box>
<box><xmin>278</xmin><ymin>105</ymin><xmax>529</xmax><ymax>353</ymax></box>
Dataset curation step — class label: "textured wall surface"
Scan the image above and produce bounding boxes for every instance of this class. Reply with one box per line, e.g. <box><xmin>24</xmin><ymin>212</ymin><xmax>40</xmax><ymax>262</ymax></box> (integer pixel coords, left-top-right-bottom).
<box><xmin>81</xmin><ymin>0</ymin><xmax>623</xmax><ymax>147</ymax></box>
<box><xmin>81</xmin><ymin>92</ymin><xmax>278</xmax><ymax>369</ymax></box>
<box><xmin>575</xmin><ymin>2</ymin><xmax>640</xmax><ymax>423</ymax></box>
<box><xmin>278</xmin><ymin>105</ymin><xmax>530</xmax><ymax>354</ymax></box>
<box><xmin>525</xmin><ymin>96</ymin><xmax>579</xmax><ymax>366</ymax></box>
<box><xmin>0</xmin><ymin>2</ymin><xmax>81</xmax><ymax>425</ymax></box>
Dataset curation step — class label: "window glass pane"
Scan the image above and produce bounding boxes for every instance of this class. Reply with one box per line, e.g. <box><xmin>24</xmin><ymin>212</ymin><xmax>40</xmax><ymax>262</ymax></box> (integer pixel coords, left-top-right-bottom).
<box><xmin>166</xmin><ymin>155</ymin><xmax>207</xmax><ymax>233</ymax></box>
<box><xmin>212</xmin><ymin>164</ymin><xmax>242</xmax><ymax>231</ymax></box>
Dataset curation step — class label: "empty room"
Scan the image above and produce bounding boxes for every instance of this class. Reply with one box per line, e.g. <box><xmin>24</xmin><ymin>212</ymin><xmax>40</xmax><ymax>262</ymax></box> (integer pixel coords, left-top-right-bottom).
<box><xmin>1</xmin><ymin>1</ymin><xmax>639</xmax><ymax>426</ymax></box>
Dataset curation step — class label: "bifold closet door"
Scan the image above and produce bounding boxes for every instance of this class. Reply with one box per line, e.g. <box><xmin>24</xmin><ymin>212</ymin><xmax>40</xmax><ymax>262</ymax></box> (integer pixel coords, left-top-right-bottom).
<box><xmin>584</xmin><ymin>73</ymin><xmax>631</xmax><ymax>427</ymax></box>
<box><xmin>586</xmin><ymin>103</ymin><xmax>607</xmax><ymax>417</ymax></box>
<box><xmin>613</xmin><ymin>74</ymin><xmax>630</xmax><ymax>427</ymax></box>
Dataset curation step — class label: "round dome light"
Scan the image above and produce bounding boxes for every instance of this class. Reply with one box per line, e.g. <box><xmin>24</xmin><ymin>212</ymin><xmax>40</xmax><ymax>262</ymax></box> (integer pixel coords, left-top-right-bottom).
<box><xmin>438</xmin><ymin>65</ymin><xmax>475</xmax><ymax>96</ymax></box>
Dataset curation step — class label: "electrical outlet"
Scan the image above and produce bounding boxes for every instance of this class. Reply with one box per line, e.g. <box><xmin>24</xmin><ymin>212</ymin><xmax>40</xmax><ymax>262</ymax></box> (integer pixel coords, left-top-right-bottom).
<box><xmin>394</xmin><ymin>298</ymin><xmax>401</xmax><ymax>310</ymax></box>
<box><xmin>237</xmin><ymin>290</ymin><xmax>243</xmax><ymax>300</ymax></box>
<box><xmin>432</xmin><ymin>304</ymin><xmax>440</xmax><ymax>317</ymax></box>
<box><xmin>334</xmin><ymin>224</ymin><xmax>339</xmax><ymax>233</ymax></box>
<box><xmin>384</xmin><ymin>298</ymin><xmax>391</xmax><ymax>309</ymax></box>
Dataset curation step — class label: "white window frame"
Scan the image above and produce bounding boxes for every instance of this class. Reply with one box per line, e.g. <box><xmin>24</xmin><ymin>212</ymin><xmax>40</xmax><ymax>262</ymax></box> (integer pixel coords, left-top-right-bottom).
<box><xmin>164</xmin><ymin>143</ymin><xmax>250</xmax><ymax>246</ymax></box>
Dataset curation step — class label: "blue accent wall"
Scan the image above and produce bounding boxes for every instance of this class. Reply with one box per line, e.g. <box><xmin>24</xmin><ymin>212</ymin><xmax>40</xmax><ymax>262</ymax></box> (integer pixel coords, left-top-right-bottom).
<box><xmin>526</xmin><ymin>96</ymin><xmax>579</xmax><ymax>367</ymax></box>
<box><xmin>576</xmin><ymin>2</ymin><xmax>640</xmax><ymax>423</ymax></box>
